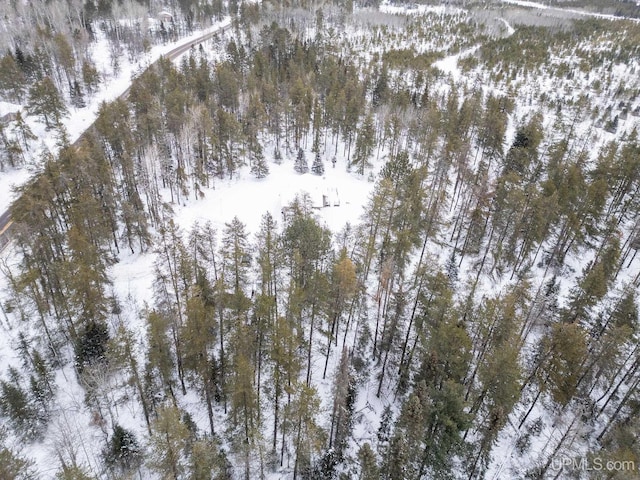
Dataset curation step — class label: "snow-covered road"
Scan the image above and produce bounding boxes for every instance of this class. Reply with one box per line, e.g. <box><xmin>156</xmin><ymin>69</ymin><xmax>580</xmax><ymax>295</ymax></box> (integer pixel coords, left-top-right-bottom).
<box><xmin>501</xmin><ymin>0</ymin><xmax>640</xmax><ymax>23</ymax></box>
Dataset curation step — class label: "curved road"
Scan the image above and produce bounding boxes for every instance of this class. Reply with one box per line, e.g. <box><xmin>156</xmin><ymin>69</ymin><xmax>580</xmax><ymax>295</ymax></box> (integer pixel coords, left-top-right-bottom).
<box><xmin>0</xmin><ymin>20</ymin><xmax>232</xmax><ymax>251</ymax></box>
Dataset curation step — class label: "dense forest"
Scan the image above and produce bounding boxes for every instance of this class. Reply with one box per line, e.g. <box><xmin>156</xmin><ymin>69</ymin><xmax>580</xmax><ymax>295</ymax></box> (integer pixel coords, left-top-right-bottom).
<box><xmin>1</xmin><ymin>0</ymin><xmax>640</xmax><ymax>479</ymax></box>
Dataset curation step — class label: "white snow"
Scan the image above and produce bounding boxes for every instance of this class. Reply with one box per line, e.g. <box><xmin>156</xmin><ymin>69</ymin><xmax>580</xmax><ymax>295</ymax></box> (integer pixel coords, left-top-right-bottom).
<box><xmin>171</xmin><ymin>161</ymin><xmax>372</xmax><ymax>238</ymax></box>
<box><xmin>500</xmin><ymin>17</ymin><xmax>516</xmax><ymax>35</ymax></box>
<box><xmin>0</xmin><ymin>101</ymin><xmax>21</xmax><ymax>117</ymax></box>
<box><xmin>433</xmin><ymin>45</ymin><xmax>481</xmax><ymax>81</ymax></box>
<box><xmin>501</xmin><ymin>0</ymin><xmax>549</xmax><ymax>10</ymax></box>
<box><xmin>502</xmin><ymin>0</ymin><xmax>640</xmax><ymax>22</ymax></box>
<box><xmin>379</xmin><ymin>1</ymin><xmax>466</xmax><ymax>16</ymax></box>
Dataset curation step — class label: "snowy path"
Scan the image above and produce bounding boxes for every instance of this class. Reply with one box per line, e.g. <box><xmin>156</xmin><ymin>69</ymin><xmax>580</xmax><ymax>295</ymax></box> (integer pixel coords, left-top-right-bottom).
<box><xmin>433</xmin><ymin>44</ymin><xmax>482</xmax><ymax>81</ymax></box>
<box><xmin>500</xmin><ymin>17</ymin><xmax>516</xmax><ymax>35</ymax></box>
<box><xmin>433</xmin><ymin>17</ymin><xmax>515</xmax><ymax>80</ymax></box>
<box><xmin>501</xmin><ymin>0</ymin><xmax>640</xmax><ymax>23</ymax></box>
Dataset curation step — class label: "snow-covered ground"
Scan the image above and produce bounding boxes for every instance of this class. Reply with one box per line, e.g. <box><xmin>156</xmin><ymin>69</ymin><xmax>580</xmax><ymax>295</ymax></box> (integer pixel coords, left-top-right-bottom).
<box><xmin>380</xmin><ymin>1</ymin><xmax>466</xmax><ymax>16</ymax></box>
<box><xmin>501</xmin><ymin>0</ymin><xmax>549</xmax><ymax>10</ymax></box>
<box><xmin>171</xmin><ymin>161</ymin><xmax>372</xmax><ymax>238</ymax></box>
<box><xmin>433</xmin><ymin>44</ymin><xmax>482</xmax><ymax>81</ymax></box>
<box><xmin>502</xmin><ymin>0</ymin><xmax>640</xmax><ymax>22</ymax></box>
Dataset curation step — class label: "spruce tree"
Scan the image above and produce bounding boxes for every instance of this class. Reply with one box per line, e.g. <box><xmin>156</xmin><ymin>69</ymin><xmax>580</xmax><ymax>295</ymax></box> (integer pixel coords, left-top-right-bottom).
<box><xmin>351</xmin><ymin>113</ymin><xmax>375</xmax><ymax>175</ymax></box>
<box><xmin>357</xmin><ymin>443</ymin><xmax>379</xmax><ymax>480</ymax></box>
<box><xmin>74</xmin><ymin>321</ymin><xmax>110</xmax><ymax>374</ymax></box>
<box><xmin>0</xmin><ymin>368</ymin><xmax>38</xmax><ymax>439</ymax></box>
<box><xmin>70</xmin><ymin>80</ymin><xmax>85</xmax><ymax>108</ymax></box>
<box><xmin>312</xmin><ymin>151</ymin><xmax>324</xmax><ymax>175</ymax></box>
<box><xmin>104</xmin><ymin>424</ymin><xmax>141</xmax><ymax>474</ymax></box>
<box><xmin>294</xmin><ymin>148</ymin><xmax>308</xmax><ymax>174</ymax></box>
<box><xmin>250</xmin><ymin>143</ymin><xmax>269</xmax><ymax>179</ymax></box>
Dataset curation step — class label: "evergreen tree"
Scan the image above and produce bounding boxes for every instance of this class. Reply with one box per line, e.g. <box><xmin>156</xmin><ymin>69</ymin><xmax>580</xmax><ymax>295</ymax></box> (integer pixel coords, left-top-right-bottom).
<box><xmin>357</xmin><ymin>443</ymin><xmax>379</xmax><ymax>480</ymax></box>
<box><xmin>82</xmin><ymin>61</ymin><xmax>101</xmax><ymax>94</ymax></box>
<box><xmin>292</xmin><ymin>385</ymin><xmax>325</xmax><ymax>480</ymax></box>
<box><xmin>26</xmin><ymin>77</ymin><xmax>68</xmax><ymax>129</ymax></box>
<box><xmin>11</xmin><ymin>112</ymin><xmax>36</xmax><ymax>152</ymax></box>
<box><xmin>294</xmin><ymin>148</ymin><xmax>308</xmax><ymax>174</ymax></box>
<box><xmin>74</xmin><ymin>321</ymin><xmax>110</xmax><ymax>375</ymax></box>
<box><xmin>282</xmin><ymin>201</ymin><xmax>332</xmax><ymax>290</ymax></box>
<box><xmin>312</xmin><ymin>151</ymin><xmax>324</xmax><ymax>176</ymax></box>
<box><xmin>254</xmin><ymin>213</ymin><xmax>281</xmax><ymax>412</ymax></box>
<box><xmin>221</xmin><ymin>217</ymin><xmax>252</xmax><ymax>316</ymax></box>
<box><xmin>445</xmin><ymin>251</ymin><xmax>459</xmax><ymax>285</ymax></box>
<box><xmin>250</xmin><ymin>142</ymin><xmax>269</xmax><ymax>179</ymax></box>
<box><xmin>323</xmin><ymin>250</ymin><xmax>358</xmax><ymax>378</ymax></box>
<box><xmin>328</xmin><ymin>348</ymin><xmax>355</xmax><ymax>455</ymax></box>
<box><xmin>145</xmin><ymin>310</ymin><xmax>178</xmax><ymax>405</ymax></box>
<box><xmin>110</xmin><ymin>325</ymin><xmax>151</xmax><ymax>431</ymax></box>
<box><xmin>219</xmin><ymin>217</ymin><xmax>252</xmax><ymax>413</ymax></box>
<box><xmin>55</xmin><ymin>465</ymin><xmax>96</xmax><ymax>480</ymax></box>
<box><xmin>26</xmin><ymin>348</ymin><xmax>55</xmax><ymax>424</ymax></box>
<box><xmin>228</xmin><ymin>325</ymin><xmax>259</xmax><ymax>477</ymax></box>
<box><xmin>381</xmin><ymin>434</ymin><xmax>408</xmax><ymax>480</ymax></box>
<box><xmin>181</xmin><ymin>289</ymin><xmax>218</xmax><ymax>436</ymax></box>
<box><xmin>189</xmin><ymin>437</ymin><xmax>232</xmax><ymax>480</ymax></box>
<box><xmin>0</xmin><ymin>441</ymin><xmax>35</xmax><ymax>479</ymax></box>
<box><xmin>0</xmin><ymin>54</ymin><xmax>27</xmax><ymax>102</ymax></box>
<box><xmin>351</xmin><ymin>113</ymin><xmax>375</xmax><ymax>175</ymax></box>
<box><xmin>215</xmin><ymin>107</ymin><xmax>243</xmax><ymax>178</ymax></box>
<box><xmin>70</xmin><ymin>80</ymin><xmax>85</xmax><ymax>108</ymax></box>
<box><xmin>104</xmin><ymin>424</ymin><xmax>141</xmax><ymax>474</ymax></box>
<box><xmin>408</xmin><ymin>306</ymin><xmax>472</xmax><ymax>477</ymax></box>
<box><xmin>0</xmin><ymin>367</ymin><xmax>39</xmax><ymax>439</ymax></box>
<box><xmin>542</xmin><ymin>322</ymin><xmax>588</xmax><ymax>406</ymax></box>
<box><xmin>372</xmin><ymin>64</ymin><xmax>389</xmax><ymax>107</ymax></box>
<box><xmin>270</xmin><ymin>315</ymin><xmax>301</xmax><ymax>458</ymax></box>
<box><xmin>147</xmin><ymin>405</ymin><xmax>190</xmax><ymax>479</ymax></box>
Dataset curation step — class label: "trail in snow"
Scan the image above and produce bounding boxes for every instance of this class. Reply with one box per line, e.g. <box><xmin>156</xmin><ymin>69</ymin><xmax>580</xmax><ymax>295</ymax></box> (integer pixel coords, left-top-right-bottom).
<box><xmin>501</xmin><ymin>0</ymin><xmax>640</xmax><ymax>23</ymax></box>
<box><xmin>500</xmin><ymin>17</ymin><xmax>516</xmax><ymax>35</ymax></box>
<box><xmin>433</xmin><ymin>45</ymin><xmax>481</xmax><ymax>81</ymax></box>
<box><xmin>433</xmin><ymin>17</ymin><xmax>515</xmax><ymax>80</ymax></box>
